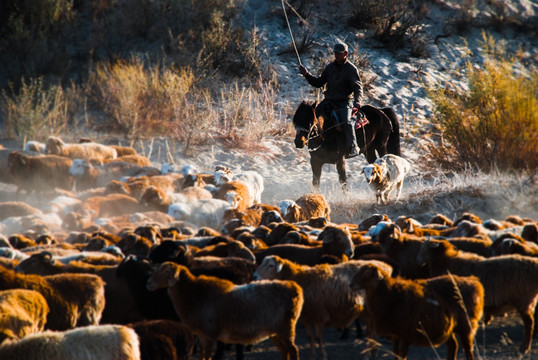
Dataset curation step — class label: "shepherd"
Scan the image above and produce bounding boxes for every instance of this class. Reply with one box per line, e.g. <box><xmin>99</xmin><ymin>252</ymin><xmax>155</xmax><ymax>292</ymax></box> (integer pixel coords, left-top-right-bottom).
<box><xmin>299</xmin><ymin>42</ymin><xmax>362</xmax><ymax>159</ymax></box>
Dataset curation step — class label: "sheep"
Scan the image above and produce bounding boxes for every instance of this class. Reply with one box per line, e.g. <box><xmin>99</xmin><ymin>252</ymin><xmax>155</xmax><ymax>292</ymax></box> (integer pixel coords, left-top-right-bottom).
<box><xmin>0</xmin><ymin>248</ymin><xmax>30</xmax><ymax>262</ymax></box>
<box><xmin>0</xmin><ymin>289</ymin><xmax>49</xmax><ymax>343</ymax></box>
<box><xmin>7</xmin><ymin>151</ymin><xmax>74</xmax><ymax>197</ymax></box>
<box><xmin>253</xmin><ymin>255</ymin><xmax>392</xmax><ymax>360</ymax></box>
<box><xmin>489</xmin><ymin>234</ymin><xmax>538</xmax><ymax>257</ymax></box>
<box><xmin>189</xmin><ymin>239</ymin><xmax>256</xmax><ymax>263</ymax></box>
<box><xmin>0</xmin><ymin>264</ymin><xmax>106</xmax><ymax>331</ymax></box>
<box><xmin>0</xmin><ymin>202</ymin><xmax>42</xmax><ymax>222</ymax></box>
<box><xmin>23</xmin><ymin>141</ymin><xmax>46</xmax><ymax>154</ymax></box>
<box><xmin>0</xmin><ymin>213</ymin><xmax>64</xmax><ymax>237</ymax></box>
<box><xmin>69</xmin><ymin>158</ymin><xmax>147</xmax><ymax>191</ymax></box>
<box><xmin>361</xmin><ymin>153</ymin><xmax>411</xmax><ymax>204</ymax></box>
<box><xmin>214</xmin><ymin>169</ymin><xmax>264</xmax><ymax>204</ymax></box>
<box><xmin>369</xmin><ymin>221</ymin><xmax>429</xmax><ymax>279</ymax></box>
<box><xmin>109</xmin><ymin>174</ymin><xmax>183</xmax><ymax>200</ymax></box>
<box><xmin>417</xmin><ymin>238</ymin><xmax>538</xmax><ymax>353</ymax></box>
<box><xmin>0</xmin><ymin>324</ymin><xmax>141</xmax><ymax>360</ymax></box>
<box><xmin>279</xmin><ymin>193</ymin><xmax>331</xmax><ymax>223</ymax></box>
<box><xmin>74</xmin><ymin>193</ymin><xmax>144</xmax><ymax>221</ymax></box>
<box><xmin>42</xmin><ymin>195</ymin><xmax>81</xmax><ymax>217</ymax></box>
<box><xmin>146</xmin><ymin>261</ymin><xmax>304</xmax><ymax>360</ymax></box>
<box><xmin>45</xmin><ymin>136</ymin><xmax>118</xmax><ymax>164</ymax></box>
<box><xmin>357</xmin><ymin>213</ymin><xmax>390</xmax><ymax>231</ymax></box>
<box><xmin>350</xmin><ymin>262</ymin><xmax>484</xmax><ymax>360</ymax></box>
<box><xmin>254</xmin><ymin>225</ymin><xmax>355</xmax><ymax>266</ymax></box>
<box><xmin>259</xmin><ymin>209</ymin><xmax>284</xmax><ymax>227</ymax></box>
<box><xmin>109</xmin><ymin>144</ymin><xmax>137</xmax><ymax>157</ymax></box>
<box><xmin>128</xmin><ymin>319</ymin><xmax>195</xmax><ymax>360</ymax></box>
<box><xmin>15</xmin><ymin>251</ymin><xmax>143</xmax><ymax>324</ymax></box>
<box><xmin>168</xmin><ymin>198</ymin><xmax>232</xmax><ymax>230</ymax></box>
<box><xmin>140</xmin><ymin>185</ymin><xmax>212</xmax><ymax>213</ymax></box>
<box><xmin>214</xmin><ymin>180</ymin><xmax>253</xmax><ymax>211</ymax></box>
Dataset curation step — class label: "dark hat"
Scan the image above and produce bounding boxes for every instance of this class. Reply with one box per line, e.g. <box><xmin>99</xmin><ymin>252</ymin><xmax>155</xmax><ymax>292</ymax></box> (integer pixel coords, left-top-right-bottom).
<box><xmin>333</xmin><ymin>43</ymin><xmax>348</xmax><ymax>53</ymax></box>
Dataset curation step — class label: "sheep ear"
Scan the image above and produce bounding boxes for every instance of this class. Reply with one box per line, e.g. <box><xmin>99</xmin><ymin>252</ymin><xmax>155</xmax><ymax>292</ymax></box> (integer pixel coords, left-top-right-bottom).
<box><xmin>275</xmin><ymin>262</ymin><xmax>283</xmax><ymax>273</ymax></box>
<box><xmin>40</xmin><ymin>251</ymin><xmax>53</xmax><ymax>262</ymax></box>
<box><xmin>405</xmin><ymin>220</ymin><xmax>414</xmax><ymax>233</ymax></box>
<box><xmin>374</xmin><ymin>268</ymin><xmax>385</xmax><ymax>281</ymax></box>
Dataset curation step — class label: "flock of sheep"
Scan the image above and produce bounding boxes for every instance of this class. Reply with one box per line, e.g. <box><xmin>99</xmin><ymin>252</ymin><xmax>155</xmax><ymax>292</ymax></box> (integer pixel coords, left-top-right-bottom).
<box><xmin>0</xmin><ymin>136</ymin><xmax>536</xmax><ymax>360</ymax></box>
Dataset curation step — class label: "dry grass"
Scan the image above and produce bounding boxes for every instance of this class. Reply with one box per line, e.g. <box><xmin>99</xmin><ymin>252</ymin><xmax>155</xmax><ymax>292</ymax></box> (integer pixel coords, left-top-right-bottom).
<box><xmin>426</xmin><ymin>33</ymin><xmax>538</xmax><ymax>172</ymax></box>
<box><xmin>0</xmin><ymin>77</ymin><xmax>81</xmax><ymax>140</ymax></box>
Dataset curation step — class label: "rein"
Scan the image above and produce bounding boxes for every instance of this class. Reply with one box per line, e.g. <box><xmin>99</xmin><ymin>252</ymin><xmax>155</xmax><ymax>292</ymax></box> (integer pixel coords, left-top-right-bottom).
<box><xmin>295</xmin><ymin>108</ymin><xmax>343</xmax><ymax>152</ymax></box>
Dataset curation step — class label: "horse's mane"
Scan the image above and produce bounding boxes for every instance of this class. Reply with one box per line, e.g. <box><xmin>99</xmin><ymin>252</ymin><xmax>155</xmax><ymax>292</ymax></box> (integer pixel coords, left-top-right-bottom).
<box><xmin>293</xmin><ymin>100</ymin><xmax>323</xmax><ymax>129</ymax></box>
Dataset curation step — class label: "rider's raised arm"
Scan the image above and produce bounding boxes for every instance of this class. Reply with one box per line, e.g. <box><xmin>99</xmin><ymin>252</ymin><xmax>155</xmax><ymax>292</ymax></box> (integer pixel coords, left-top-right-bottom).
<box><xmin>301</xmin><ymin>65</ymin><xmax>328</xmax><ymax>88</ymax></box>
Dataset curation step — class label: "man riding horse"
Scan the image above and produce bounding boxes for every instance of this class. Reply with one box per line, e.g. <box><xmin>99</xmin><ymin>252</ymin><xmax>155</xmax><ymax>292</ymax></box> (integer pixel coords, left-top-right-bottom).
<box><xmin>299</xmin><ymin>42</ymin><xmax>361</xmax><ymax>159</ymax></box>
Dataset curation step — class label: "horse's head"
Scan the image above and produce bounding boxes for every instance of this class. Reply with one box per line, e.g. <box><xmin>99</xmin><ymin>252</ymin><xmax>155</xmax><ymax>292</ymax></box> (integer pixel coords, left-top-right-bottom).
<box><xmin>292</xmin><ymin>101</ymin><xmax>317</xmax><ymax>149</ymax></box>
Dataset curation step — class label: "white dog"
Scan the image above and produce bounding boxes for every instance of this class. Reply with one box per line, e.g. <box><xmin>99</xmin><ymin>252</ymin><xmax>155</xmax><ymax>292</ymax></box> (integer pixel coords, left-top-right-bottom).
<box><xmin>362</xmin><ymin>154</ymin><xmax>411</xmax><ymax>204</ymax></box>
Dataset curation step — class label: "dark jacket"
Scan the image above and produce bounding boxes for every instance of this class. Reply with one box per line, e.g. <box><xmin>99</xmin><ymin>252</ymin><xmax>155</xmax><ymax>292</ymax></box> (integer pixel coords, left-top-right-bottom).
<box><xmin>304</xmin><ymin>60</ymin><xmax>363</xmax><ymax>107</ymax></box>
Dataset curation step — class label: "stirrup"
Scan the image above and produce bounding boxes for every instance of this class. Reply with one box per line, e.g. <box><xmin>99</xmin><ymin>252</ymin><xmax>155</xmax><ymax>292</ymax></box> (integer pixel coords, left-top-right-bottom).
<box><xmin>345</xmin><ymin>147</ymin><xmax>359</xmax><ymax>159</ymax></box>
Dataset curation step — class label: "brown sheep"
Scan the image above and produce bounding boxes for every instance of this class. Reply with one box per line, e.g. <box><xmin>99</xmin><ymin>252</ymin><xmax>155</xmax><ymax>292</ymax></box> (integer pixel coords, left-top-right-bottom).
<box><xmin>0</xmin><ymin>289</ymin><xmax>49</xmax><ymax>344</ymax></box>
<box><xmin>488</xmin><ymin>233</ymin><xmax>538</xmax><ymax>257</ymax></box>
<box><xmin>357</xmin><ymin>213</ymin><xmax>390</xmax><ymax>231</ymax></box>
<box><xmin>222</xmin><ymin>203</ymin><xmax>280</xmax><ymax>228</ymax></box>
<box><xmin>146</xmin><ymin>262</ymin><xmax>304</xmax><ymax>360</ymax></box>
<box><xmin>254</xmin><ymin>225</ymin><xmax>354</xmax><ymax>265</ymax></box>
<box><xmin>15</xmin><ymin>251</ymin><xmax>143</xmax><ymax>324</ymax></box>
<box><xmin>351</xmin><ymin>262</ymin><xmax>484</xmax><ymax>360</ymax></box>
<box><xmin>214</xmin><ymin>180</ymin><xmax>253</xmax><ymax>211</ymax></box>
<box><xmin>128</xmin><ymin>319</ymin><xmax>195</xmax><ymax>360</ymax></box>
<box><xmin>279</xmin><ymin>193</ymin><xmax>331</xmax><ymax>223</ymax></box>
<box><xmin>74</xmin><ymin>193</ymin><xmax>144</xmax><ymax>220</ymax></box>
<box><xmin>140</xmin><ymin>185</ymin><xmax>212</xmax><ymax>213</ymax></box>
<box><xmin>0</xmin><ymin>264</ymin><xmax>106</xmax><ymax>331</ymax></box>
<box><xmin>110</xmin><ymin>145</ymin><xmax>137</xmax><ymax>157</ymax></box>
<box><xmin>417</xmin><ymin>238</ymin><xmax>538</xmax><ymax>353</ymax></box>
<box><xmin>7</xmin><ymin>151</ymin><xmax>74</xmax><ymax>197</ymax></box>
<box><xmin>108</xmin><ymin>174</ymin><xmax>183</xmax><ymax>200</ymax></box>
<box><xmin>45</xmin><ymin>136</ymin><xmax>117</xmax><ymax>164</ymax></box>
<box><xmin>69</xmin><ymin>158</ymin><xmax>147</xmax><ymax>191</ymax></box>
<box><xmin>110</xmin><ymin>154</ymin><xmax>152</xmax><ymax>167</ymax></box>
<box><xmin>370</xmin><ymin>222</ymin><xmax>429</xmax><ymax>278</ymax></box>
<box><xmin>0</xmin><ymin>202</ymin><xmax>42</xmax><ymax>222</ymax></box>
<box><xmin>188</xmin><ymin>239</ymin><xmax>256</xmax><ymax>263</ymax></box>
<box><xmin>254</xmin><ymin>255</ymin><xmax>392</xmax><ymax>360</ymax></box>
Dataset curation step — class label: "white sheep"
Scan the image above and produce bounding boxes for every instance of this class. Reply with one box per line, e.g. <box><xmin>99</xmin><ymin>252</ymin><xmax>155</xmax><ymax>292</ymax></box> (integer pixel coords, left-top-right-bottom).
<box><xmin>23</xmin><ymin>141</ymin><xmax>46</xmax><ymax>154</ymax></box>
<box><xmin>168</xmin><ymin>198</ymin><xmax>232</xmax><ymax>229</ymax></box>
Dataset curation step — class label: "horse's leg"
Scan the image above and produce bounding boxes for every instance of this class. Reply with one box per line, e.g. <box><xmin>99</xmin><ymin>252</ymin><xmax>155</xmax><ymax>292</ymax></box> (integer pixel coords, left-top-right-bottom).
<box><xmin>365</xmin><ymin>147</ymin><xmax>377</xmax><ymax>163</ymax></box>
<box><xmin>311</xmin><ymin>157</ymin><xmax>323</xmax><ymax>192</ymax></box>
<box><xmin>336</xmin><ymin>157</ymin><xmax>348</xmax><ymax>192</ymax></box>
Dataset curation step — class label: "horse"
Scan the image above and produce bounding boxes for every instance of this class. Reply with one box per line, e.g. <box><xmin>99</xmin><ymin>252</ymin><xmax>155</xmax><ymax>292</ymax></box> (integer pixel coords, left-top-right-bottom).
<box><xmin>292</xmin><ymin>100</ymin><xmax>400</xmax><ymax>191</ymax></box>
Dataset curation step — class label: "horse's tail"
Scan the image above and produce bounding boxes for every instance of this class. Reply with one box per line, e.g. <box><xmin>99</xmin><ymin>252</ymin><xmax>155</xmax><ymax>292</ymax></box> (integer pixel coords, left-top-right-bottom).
<box><xmin>382</xmin><ymin>107</ymin><xmax>401</xmax><ymax>156</ymax></box>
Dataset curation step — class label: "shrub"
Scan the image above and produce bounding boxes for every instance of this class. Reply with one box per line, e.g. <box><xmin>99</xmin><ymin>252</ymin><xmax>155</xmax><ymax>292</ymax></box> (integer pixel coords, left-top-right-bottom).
<box><xmin>347</xmin><ymin>0</ymin><xmax>425</xmax><ymax>50</ymax></box>
<box><xmin>0</xmin><ymin>77</ymin><xmax>77</xmax><ymax>139</ymax></box>
<box><xmin>87</xmin><ymin>58</ymin><xmax>194</xmax><ymax>136</ymax></box>
<box><xmin>426</xmin><ymin>33</ymin><xmax>538</xmax><ymax>172</ymax></box>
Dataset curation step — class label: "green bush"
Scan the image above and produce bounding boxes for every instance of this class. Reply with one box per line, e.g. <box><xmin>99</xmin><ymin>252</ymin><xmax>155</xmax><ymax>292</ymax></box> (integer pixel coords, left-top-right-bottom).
<box><xmin>426</xmin><ymin>34</ymin><xmax>538</xmax><ymax>172</ymax></box>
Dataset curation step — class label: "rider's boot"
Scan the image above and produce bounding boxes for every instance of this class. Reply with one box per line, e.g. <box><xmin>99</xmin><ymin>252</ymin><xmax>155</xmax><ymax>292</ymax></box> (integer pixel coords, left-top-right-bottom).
<box><xmin>344</xmin><ymin>121</ymin><xmax>360</xmax><ymax>159</ymax></box>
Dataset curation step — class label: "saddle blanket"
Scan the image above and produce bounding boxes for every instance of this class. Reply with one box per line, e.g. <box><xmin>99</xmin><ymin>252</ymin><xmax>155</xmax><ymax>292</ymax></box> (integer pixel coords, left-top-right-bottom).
<box><xmin>355</xmin><ymin>116</ymin><xmax>369</xmax><ymax>129</ymax></box>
